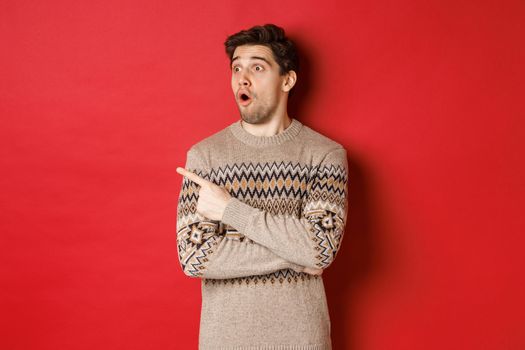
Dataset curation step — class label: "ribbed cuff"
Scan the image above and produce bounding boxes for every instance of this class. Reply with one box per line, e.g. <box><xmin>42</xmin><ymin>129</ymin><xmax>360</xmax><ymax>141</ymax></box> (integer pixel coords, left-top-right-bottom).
<box><xmin>221</xmin><ymin>197</ymin><xmax>257</xmax><ymax>233</ymax></box>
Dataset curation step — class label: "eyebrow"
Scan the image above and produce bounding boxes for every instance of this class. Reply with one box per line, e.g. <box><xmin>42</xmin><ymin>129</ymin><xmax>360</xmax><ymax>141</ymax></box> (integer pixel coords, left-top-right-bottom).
<box><xmin>231</xmin><ymin>56</ymin><xmax>272</xmax><ymax>67</ymax></box>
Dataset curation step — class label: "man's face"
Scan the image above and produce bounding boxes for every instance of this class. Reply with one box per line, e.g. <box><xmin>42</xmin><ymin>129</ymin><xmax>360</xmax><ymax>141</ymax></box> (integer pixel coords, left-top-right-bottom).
<box><xmin>230</xmin><ymin>44</ymin><xmax>287</xmax><ymax>124</ymax></box>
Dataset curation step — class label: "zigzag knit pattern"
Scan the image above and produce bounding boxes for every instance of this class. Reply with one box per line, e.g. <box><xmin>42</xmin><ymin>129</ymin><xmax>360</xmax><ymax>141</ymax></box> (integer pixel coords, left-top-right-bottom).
<box><xmin>176</xmin><ymin>160</ymin><xmax>348</xmax><ymax>285</ymax></box>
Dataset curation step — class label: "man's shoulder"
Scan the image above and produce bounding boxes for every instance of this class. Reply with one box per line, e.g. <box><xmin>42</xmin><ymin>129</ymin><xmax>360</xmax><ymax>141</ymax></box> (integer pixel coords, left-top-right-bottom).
<box><xmin>300</xmin><ymin>123</ymin><xmax>347</xmax><ymax>169</ymax></box>
<box><xmin>186</xmin><ymin>122</ymin><xmax>233</xmax><ymax>155</ymax></box>
<box><xmin>301</xmin><ymin>122</ymin><xmax>346</xmax><ymax>153</ymax></box>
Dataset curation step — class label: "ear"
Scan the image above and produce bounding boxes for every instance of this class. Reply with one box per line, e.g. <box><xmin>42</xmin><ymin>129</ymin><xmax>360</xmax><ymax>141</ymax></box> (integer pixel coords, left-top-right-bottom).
<box><xmin>282</xmin><ymin>70</ymin><xmax>297</xmax><ymax>92</ymax></box>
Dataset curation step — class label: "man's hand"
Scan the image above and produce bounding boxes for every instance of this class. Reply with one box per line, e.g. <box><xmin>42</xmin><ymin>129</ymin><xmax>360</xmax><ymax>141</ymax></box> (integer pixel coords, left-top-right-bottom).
<box><xmin>303</xmin><ymin>267</ymin><xmax>323</xmax><ymax>276</ymax></box>
<box><xmin>176</xmin><ymin>167</ymin><xmax>232</xmax><ymax>221</ymax></box>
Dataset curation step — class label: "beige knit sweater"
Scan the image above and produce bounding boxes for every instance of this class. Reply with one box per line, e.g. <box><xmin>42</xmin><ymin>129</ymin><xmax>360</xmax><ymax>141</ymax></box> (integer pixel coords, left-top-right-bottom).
<box><xmin>176</xmin><ymin>118</ymin><xmax>349</xmax><ymax>350</ymax></box>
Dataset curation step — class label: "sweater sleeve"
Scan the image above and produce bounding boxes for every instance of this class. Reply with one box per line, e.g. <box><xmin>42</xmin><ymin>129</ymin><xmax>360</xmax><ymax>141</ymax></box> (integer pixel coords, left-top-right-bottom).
<box><xmin>176</xmin><ymin>146</ymin><xmax>306</xmax><ymax>279</ymax></box>
<box><xmin>221</xmin><ymin>146</ymin><xmax>349</xmax><ymax>270</ymax></box>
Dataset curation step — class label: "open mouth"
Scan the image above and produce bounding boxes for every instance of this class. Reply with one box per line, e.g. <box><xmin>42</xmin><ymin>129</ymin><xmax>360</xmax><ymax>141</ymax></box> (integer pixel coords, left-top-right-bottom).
<box><xmin>238</xmin><ymin>91</ymin><xmax>252</xmax><ymax>105</ymax></box>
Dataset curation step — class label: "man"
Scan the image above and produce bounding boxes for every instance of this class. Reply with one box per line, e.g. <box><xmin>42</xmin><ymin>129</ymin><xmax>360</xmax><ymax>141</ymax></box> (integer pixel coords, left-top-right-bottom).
<box><xmin>176</xmin><ymin>23</ymin><xmax>349</xmax><ymax>350</ymax></box>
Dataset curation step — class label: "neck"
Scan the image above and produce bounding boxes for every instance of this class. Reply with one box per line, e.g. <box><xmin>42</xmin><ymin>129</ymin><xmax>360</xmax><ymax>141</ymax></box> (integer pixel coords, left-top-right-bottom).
<box><xmin>241</xmin><ymin>115</ymin><xmax>292</xmax><ymax>137</ymax></box>
<box><xmin>240</xmin><ymin>98</ymin><xmax>293</xmax><ymax>137</ymax></box>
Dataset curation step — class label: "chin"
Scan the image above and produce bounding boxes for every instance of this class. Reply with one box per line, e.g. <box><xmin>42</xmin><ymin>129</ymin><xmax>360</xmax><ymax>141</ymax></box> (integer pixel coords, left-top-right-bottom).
<box><xmin>241</xmin><ymin>114</ymin><xmax>266</xmax><ymax>124</ymax></box>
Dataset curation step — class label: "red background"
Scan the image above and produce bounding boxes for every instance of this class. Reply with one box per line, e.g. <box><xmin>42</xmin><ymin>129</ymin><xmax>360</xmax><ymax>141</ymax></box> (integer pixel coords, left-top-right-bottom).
<box><xmin>1</xmin><ymin>0</ymin><xmax>524</xmax><ymax>349</ymax></box>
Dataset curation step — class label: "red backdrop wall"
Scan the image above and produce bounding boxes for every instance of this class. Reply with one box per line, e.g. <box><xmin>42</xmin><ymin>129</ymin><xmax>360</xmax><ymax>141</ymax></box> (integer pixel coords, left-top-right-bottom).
<box><xmin>1</xmin><ymin>0</ymin><xmax>524</xmax><ymax>349</ymax></box>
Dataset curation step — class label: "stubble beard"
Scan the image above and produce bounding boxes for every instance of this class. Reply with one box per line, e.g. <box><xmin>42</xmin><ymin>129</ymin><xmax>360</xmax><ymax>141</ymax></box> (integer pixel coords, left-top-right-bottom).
<box><xmin>238</xmin><ymin>96</ymin><xmax>278</xmax><ymax>125</ymax></box>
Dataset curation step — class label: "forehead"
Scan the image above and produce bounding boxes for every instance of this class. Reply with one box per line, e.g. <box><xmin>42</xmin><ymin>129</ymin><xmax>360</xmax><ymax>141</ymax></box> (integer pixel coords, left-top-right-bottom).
<box><xmin>231</xmin><ymin>45</ymin><xmax>276</xmax><ymax>65</ymax></box>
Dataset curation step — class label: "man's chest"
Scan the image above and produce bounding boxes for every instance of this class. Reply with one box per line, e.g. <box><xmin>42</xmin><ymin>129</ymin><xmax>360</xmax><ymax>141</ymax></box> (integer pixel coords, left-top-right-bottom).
<box><xmin>207</xmin><ymin>160</ymin><xmax>317</xmax><ymax>217</ymax></box>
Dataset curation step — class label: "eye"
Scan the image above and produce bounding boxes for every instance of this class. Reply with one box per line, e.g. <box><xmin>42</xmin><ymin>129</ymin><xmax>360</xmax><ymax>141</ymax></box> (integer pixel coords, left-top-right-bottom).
<box><xmin>232</xmin><ymin>66</ymin><xmax>240</xmax><ymax>72</ymax></box>
<box><xmin>255</xmin><ymin>65</ymin><xmax>263</xmax><ymax>71</ymax></box>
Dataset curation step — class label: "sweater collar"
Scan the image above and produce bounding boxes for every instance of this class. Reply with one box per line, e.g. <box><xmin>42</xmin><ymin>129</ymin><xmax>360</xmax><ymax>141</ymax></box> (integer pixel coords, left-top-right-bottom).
<box><xmin>228</xmin><ymin>118</ymin><xmax>303</xmax><ymax>148</ymax></box>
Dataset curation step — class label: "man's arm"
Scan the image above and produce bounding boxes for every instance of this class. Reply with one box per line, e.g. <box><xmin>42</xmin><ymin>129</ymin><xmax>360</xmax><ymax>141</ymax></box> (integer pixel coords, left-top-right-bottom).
<box><xmin>221</xmin><ymin>147</ymin><xmax>349</xmax><ymax>270</ymax></box>
<box><xmin>176</xmin><ymin>146</ymin><xmax>306</xmax><ymax>279</ymax></box>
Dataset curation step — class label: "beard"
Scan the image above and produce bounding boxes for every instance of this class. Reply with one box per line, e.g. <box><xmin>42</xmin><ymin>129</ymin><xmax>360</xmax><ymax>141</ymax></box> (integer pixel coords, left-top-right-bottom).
<box><xmin>237</xmin><ymin>96</ymin><xmax>278</xmax><ymax>125</ymax></box>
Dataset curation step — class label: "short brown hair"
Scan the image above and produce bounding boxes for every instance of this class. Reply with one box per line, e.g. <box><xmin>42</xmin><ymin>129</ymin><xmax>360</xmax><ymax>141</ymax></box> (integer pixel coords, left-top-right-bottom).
<box><xmin>224</xmin><ymin>23</ymin><xmax>300</xmax><ymax>76</ymax></box>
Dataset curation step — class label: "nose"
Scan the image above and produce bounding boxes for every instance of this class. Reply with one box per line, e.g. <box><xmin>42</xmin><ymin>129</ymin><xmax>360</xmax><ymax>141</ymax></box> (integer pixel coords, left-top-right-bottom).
<box><xmin>238</xmin><ymin>73</ymin><xmax>251</xmax><ymax>87</ymax></box>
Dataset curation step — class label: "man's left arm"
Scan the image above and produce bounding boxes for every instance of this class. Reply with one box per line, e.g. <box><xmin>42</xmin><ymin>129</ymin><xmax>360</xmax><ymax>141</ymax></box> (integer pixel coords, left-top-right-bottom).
<box><xmin>221</xmin><ymin>147</ymin><xmax>349</xmax><ymax>270</ymax></box>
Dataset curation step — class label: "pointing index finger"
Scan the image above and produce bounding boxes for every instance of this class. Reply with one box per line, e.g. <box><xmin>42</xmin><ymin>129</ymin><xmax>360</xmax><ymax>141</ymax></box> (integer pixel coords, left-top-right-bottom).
<box><xmin>176</xmin><ymin>167</ymin><xmax>209</xmax><ymax>187</ymax></box>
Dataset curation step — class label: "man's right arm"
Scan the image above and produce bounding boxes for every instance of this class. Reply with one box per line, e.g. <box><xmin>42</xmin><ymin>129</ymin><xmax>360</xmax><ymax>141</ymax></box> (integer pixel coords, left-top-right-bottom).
<box><xmin>176</xmin><ymin>146</ymin><xmax>307</xmax><ymax>279</ymax></box>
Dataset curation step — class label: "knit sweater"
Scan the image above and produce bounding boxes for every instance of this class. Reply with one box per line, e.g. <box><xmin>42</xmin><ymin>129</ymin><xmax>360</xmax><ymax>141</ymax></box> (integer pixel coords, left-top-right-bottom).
<box><xmin>176</xmin><ymin>118</ymin><xmax>349</xmax><ymax>350</ymax></box>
